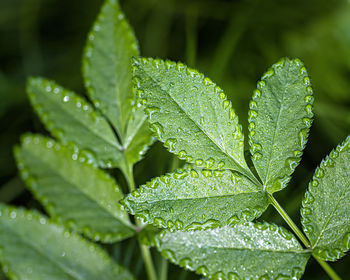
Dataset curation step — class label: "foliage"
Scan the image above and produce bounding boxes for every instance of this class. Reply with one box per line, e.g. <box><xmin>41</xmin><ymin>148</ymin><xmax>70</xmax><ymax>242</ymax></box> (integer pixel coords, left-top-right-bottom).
<box><xmin>0</xmin><ymin>0</ymin><xmax>349</xmax><ymax>280</ymax></box>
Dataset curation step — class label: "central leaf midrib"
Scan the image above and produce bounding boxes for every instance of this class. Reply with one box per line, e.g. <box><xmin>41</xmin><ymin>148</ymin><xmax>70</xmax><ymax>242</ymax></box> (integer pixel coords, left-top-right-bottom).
<box><xmin>40</xmin><ymin>89</ymin><xmax>122</xmax><ymax>151</ymax></box>
<box><xmin>142</xmin><ymin>68</ymin><xmax>245</xmax><ymax>172</ymax></box>
<box><xmin>165</xmin><ymin>243</ymin><xmax>307</xmax><ymax>255</ymax></box>
<box><xmin>263</xmin><ymin>81</ymin><xmax>293</xmax><ymax>186</ymax></box>
<box><xmin>135</xmin><ymin>189</ymin><xmax>264</xmax><ymax>203</ymax></box>
<box><xmin>25</xmin><ymin>148</ymin><xmax>132</xmax><ymax>230</ymax></box>
<box><xmin>312</xmin><ymin>189</ymin><xmax>347</xmax><ymax>249</ymax></box>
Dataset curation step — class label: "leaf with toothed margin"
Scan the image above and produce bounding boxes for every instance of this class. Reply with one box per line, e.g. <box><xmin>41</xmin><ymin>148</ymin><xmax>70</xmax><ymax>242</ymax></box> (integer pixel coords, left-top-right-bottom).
<box><xmin>301</xmin><ymin>136</ymin><xmax>350</xmax><ymax>261</ymax></box>
<box><xmin>27</xmin><ymin>77</ymin><xmax>125</xmax><ymax>169</ymax></box>
<box><xmin>154</xmin><ymin>223</ymin><xmax>310</xmax><ymax>280</ymax></box>
<box><xmin>14</xmin><ymin>134</ymin><xmax>135</xmax><ymax>243</ymax></box>
<box><xmin>248</xmin><ymin>58</ymin><xmax>314</xmax><ymax>193</ymax></box>
<box><xmin>132</xmin><ymin>57</ymin><xmax>259</xmax><ymax>184</ymax></box>
<box><xmin>121</xmin><ymin>167</ymin><xmax>269</xmax><ymax>230</ymax></box>
<box><xmin>82</xmin><ymin>0</ymin><xmax>152</xmax><ymax>164</ymax></box>
<box><xmin>0</xmin><ymin>204</ymin><xmax>134</xmax><ymax>280</ymax></box>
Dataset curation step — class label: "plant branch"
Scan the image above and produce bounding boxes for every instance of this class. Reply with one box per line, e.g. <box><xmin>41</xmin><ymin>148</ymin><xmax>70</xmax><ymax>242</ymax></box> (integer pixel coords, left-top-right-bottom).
<box><xmin>314</xmin><ymin>256</ymin><xmax>342</xmax><ymax>280</ymax></box>
<box><xmin>124</xmin><ymin>165</ymin><xmax>158</xmax><ymax>280</ymax></box>
<box><xmin>268</xmin><ymin>193</ymin><xmax>342</xmax><ymax>280</ymax></box>
<box><xmin>159</xmin><ymin>257</ymin><xmax>168</xmax><ymax>280</ymax></box>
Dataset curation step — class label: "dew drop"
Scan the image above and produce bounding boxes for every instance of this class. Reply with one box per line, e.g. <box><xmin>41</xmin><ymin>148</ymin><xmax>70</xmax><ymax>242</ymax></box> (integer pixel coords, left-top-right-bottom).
<box><xmin>311</xmin><ymin>179</ymin><xmax>319</xmax><ymax>187</ymax></box>
<box><xmin>63</xmin><ymin>95</ymin><xmax>69</xmax><ymax>102</ymax></box>
<box><xmin>257</xmin><ymin>80</ymin><xmax>266</xmax><ymax>89</ymax></box>
<box><xmin>303</xmin><ymin>77</ymin><xmax>311</xmax><ymax>86</ymax></box>
<box><xmin>150</xmin><ymin>122</ymin><xmax>164</xmax><ymax>139</ymax></box>
<box><xmin>302</xmin><ymin>118</ymin><xmax>312</xmax><ymax>129</ymax></box>
<box><xmin>205</xmin><ymin>158</ymin><xmax>214</xmax><ymax>168</ymax></box>
<box><xmin>223</xmin><ymin>100</ymin><xmax>230</xmax><ymax>109</ymax></box>
<box><xmin>315</xmin><ymin>168</ymin><xmax>324</xmax><ymax>178</ymax></box>
<box><xmin>252</xmin><ymin>89</ymin><xmax>261</xmax><ymax>99</ymax></box>
<box><xmin>164</xmin><ymin>138</ymin><xmax>177</xmax><ymax>152</ymax></box>
<box><xmin>298</xmin><ymin>129</ymin><xmax>308</xmax><ymax>147</ymax></box>
<box><xmin>262</xmin><ymin>68</ymin><xmax>274</xmax><ymax>79</ymax></box>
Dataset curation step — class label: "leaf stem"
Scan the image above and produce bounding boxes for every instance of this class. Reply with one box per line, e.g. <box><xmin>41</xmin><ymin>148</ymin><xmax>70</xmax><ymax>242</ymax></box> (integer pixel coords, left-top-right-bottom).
<box><xmin>124</xmin><ymin>166</ymin><xmax>158</xmax><ymax>280</ymax></box>
<box><xmin>268</xmin><ymin>193</ymin><xmax>342</xmax><ymax>280</ymax></box>
<box><xmin>268</xmin><ymin>193</ymin><xmax>310</xmax><ymax>247</ymax></box>
<box><xmin>159</xmin><ymin>257</ymin><xmax>168</xmax><ymax>280</ymax></box>
<box><xmin>313</xmin><ymin>256</ymin><xmax>342</xmax><ymax>280</ymax></box>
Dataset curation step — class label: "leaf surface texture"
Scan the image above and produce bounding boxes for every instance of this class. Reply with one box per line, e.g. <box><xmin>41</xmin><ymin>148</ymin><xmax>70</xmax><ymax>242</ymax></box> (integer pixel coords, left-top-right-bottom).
<box><xmin>248</xmin><ymin>58</ymin><xmax>314</xmax><ymax>192</ymax></box>
<box><xmin>15</xmin><ymin>134</ymin><xmax>134</xmax><ymax>243</ymax></box>
<box><xmin>122</xmin><ymin>168</ymin><xmax>269</xmax><ymax>230</ymax></box>
<box><xmin>0</xmin><ymin>204</ymin><xmax>133</xmax><ymax>280</ymax></box>
<box><xmin>155</xmin><ymin>223</ymin><xmax>310</xmax><ymax>279</ymax></box>
<box><xmin>132</xmin><ymin>57</ymin><xmax>256</xmax><ymax>182</ymax></box>
<box><xmin>301</xmin><ymin>136</ymin><xmax>350</xmax><ymax>261</ymax></box>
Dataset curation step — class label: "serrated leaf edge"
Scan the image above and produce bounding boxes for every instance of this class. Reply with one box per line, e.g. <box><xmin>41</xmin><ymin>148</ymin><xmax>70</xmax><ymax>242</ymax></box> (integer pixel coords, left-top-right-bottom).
<box><xmin>248</xmin><ymin>58</ymin><xmax>314</xmax><ymax>193</ymax></box>
<box><xmin>152</xmin><ymin>222</ymin><xmax>309</xmax><ymax>280</ymax></box>
<box><xmin>121</xmin><ymin>168</ymin><xmax>268</xmax><ymax>231</ymax></box>
<box><xmin>0</xmin><ymin>204</ymin><xmax>130</xmax><ymax>280</ymax></box>
<box><xmin>132</xmin><ymin>57</ymin><xmax>260</xmax><ymax>186</ymax></box>
<box><xmin>301</xmin><ymin>135</ymin><xmax>350</xmax><ymax>261</ymax></box>
<box><xmin>27</xmin><ymin>77</ymin><xmax>122</xmax><ymax>169</ymax></box>
<box><xmin>14</xmin><ymin>134</ymin><xmax>135</xmax><ymax>243</ymax></box>
<box><xmin>82</xmin><ymin>0</ymin><xmax>139</xmax><ymax>137</ymax></box>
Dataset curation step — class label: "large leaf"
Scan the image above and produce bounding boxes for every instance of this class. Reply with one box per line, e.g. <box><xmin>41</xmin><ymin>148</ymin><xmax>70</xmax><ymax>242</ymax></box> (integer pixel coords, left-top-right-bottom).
<box><xmin>132</xmin><ymin>57</ymin><xmax>258</xmax><ymax>184</ymax></box>
<box><xmin>248</xmin><ymin>58</ymin><xmax>314</xmax><ymax>193</ymax></box>
<box><xmin>155</xmin><ymin>223</ymin><xmax>310</xmax><ymax>279</ymax></box>
<box><xmin>14</xmin><ymin>134</ymin><xmax>135</xmax><ymax>243</ymax></box>
<box><xmin>82</xmin><ymin>0</ymin><xmax>151</xmax><ymax>163</ymax></box>
<box><xmin>0</xmin><ymin>204</ymin><xmax>133</xmax><ymax>280</ymax></box>
<box><xmin>301</xmin><ymin>136</ymin><xmax>350</xmax><ymax>261</ymax></box>
<box><xmin>27</xmin><ymin>77</ymin><xmax>124</xmax><ymax>169</ymax></box>
<box><xmin>121</xmin><ymin>167</ymin><xmax>269</xmax><ymax>230</ymax></box>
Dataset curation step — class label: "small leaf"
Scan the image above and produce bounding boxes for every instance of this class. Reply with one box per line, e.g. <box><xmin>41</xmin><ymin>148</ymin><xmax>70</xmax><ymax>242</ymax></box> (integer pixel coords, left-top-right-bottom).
<box><xmin>132</xmin><ymin>57</ymin><xmax>258</xmax><ymax>183</ymax></box>
<box><xmin>27</xmin><ymin>77</ymin><xmax>124</xmax><ymax>169</ymax></box>
<box><xmin>248</xmin><ymin>58</ymin><xmax>314</xmax><ymax>193</ymax></box>
<box><xmin>83</xmin><ymin>0</ymin><xmax>152</xmax><ymax>163</ymax></box>
<box><xmin>123</xmin><ymin>105</ymin><xmax>154</xmax><ymax>166</ymax></box>
<box><xmin>155</xmin><ymin>223</ymin><xmax>310</xmax><ymax>280</ymax></box>
<box><xmin>122</xmin><ymin>168</ymin><xmax>269</xmax><ymax>230</ymax></box>
<box><xmin>0</xmin><ymin>204</ymin><xmax>134</xmax><ymax>280</ymax></box>
<box><xmin>301</xmin><ymin>136</ymin><xmax>350</xmax><ymax>261</ymax></box>
<box><xmin>15</xmin><ymin>134</ymin><xmax>135</xmax><ymax>243</ymax></box>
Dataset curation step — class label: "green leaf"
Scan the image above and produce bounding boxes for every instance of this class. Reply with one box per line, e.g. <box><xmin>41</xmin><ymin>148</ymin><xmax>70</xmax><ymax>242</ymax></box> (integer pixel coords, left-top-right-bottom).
<box><xmin>121</xmin><ymin>167</ymin><xmax>269</xmax><ymax>230</ymax></box>
<box><xmin>248</xmin><ymin>58</ymin><xmax>314</xmax><ymax>193</ymax></box>
<box><xmin>14</xmin><ymin>134</ymin><xmax>135</xmax><ymax>243</ymax></box>
<box><xmin>132</xmin><ymin>57</ymin><xmax>258</xmax><ymax>183</ymax></box>
<box><xmin>301</xmin><ymin>136</ymin><xmax>350</xmax><ymax>261</ymax></box>
<box><xmin>155</xmin><ymin>223</ymin><xmax>310</xmax><ymax>280</ymax></box>
<box><xmin>0</xmin><ymin>204</ymin><xmax>134</xmax><ymax>280</ymax></box>
<box><xmin>27</xmin><ymin>77</ymin><xmax>124</xmax><ymax>169</ymax></box>
<box><xmin>82</xmin><ymin>0</ymin><xmax>152</xmax><ymax>164</ymax></box>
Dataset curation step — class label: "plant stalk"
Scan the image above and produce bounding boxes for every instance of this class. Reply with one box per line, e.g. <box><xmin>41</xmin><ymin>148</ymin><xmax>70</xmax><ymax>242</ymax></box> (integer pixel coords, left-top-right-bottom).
<box><xmin>159</xmin><ymin>257</ymin><xmax>168</xmax><ymax>280</ymax></box>
<box><xmin>314</xmin><ymin>256</ymin><xmax>342</xmax><ymax>280</ymax></box>
<box><xmin>124</xmin><ymin>166</ymin><xmax>158</xmax><ymax>280</ymax></box>
<box><xmin>268</xmin><ymin>194</ymin><xmax>342</xmax><ymax>280</ymax></box>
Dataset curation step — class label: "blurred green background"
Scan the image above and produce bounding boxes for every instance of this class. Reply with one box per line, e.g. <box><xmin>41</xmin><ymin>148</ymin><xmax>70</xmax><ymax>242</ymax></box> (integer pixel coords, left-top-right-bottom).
<box><xmin>0</xmin><ymin>0</ymin><xmax>349</xmax><ymax>279</ymax></box>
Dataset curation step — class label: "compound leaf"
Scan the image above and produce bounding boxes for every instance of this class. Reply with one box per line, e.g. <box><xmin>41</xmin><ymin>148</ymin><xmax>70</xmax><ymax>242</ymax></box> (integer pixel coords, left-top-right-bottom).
<box><xmin>132</xmin><ymin>57</ymin><xmax>258</xmax><ymax>184</ymax></box>
<box><xmin>27</xmin><ymin>77</ymin><xmax>124</xmax><ymax>169</ymax></box>
<box><xmin>15</xmin><ymin>134</ymin><xmax>135</xmax><ymax>243</ymax></box>
<box><xmin>155</xmin><ymin>223</ymin><xmax>310</xmax><ymax>280</ymax></box>
<box><xmin>0</xmin><ymin>204</ymin><xmax>134</xmax><ymax>280</ymax></box>
<box><xmin>83</xmin><ymin>0</ymin><xmax>151</xmax><ymax>163</ymax></box>
<box><xmin>248</xmin><ymin>58</ymin><xmax>314</xmax><ymax>193</ymax></box>
<box><xmin>121</xmin><ymin>168</ymin><xmax>269</xmax><ymax>230</ymax></box>
<box><xmin>301</xmin><ymin>136</ymin><xmax>350</xmax><ymax>261</ymax></box>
